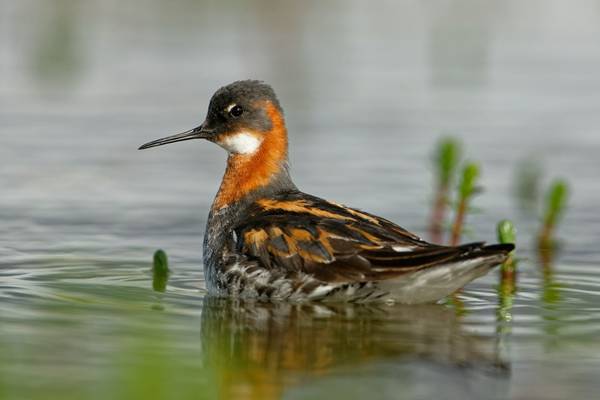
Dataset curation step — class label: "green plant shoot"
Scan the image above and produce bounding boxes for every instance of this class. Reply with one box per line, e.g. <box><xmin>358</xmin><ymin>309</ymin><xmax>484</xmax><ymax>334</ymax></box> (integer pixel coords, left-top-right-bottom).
<box><xmin>539</xmin><ymin>179</ymin><xmax>569</xmax><ymax>247</ymax></box>
<box><xmin>544</xmin><ymin>180</ymin><xmax>568</xmax><ymax>229</ymax></box>
<box><xmin>435</xmin><ymin>138</ymin><xmax>461</xmax><ymax>187</ymax></box>
<box><xmin>152</xmin><ymin>249</ymin><xmax>170</xmax><ymax>292</ymax></box>
<box><xmin>450</xmin><ymin>162</ymin><xmax>480</xmax><ymax>246</ymax></box>
<box><xmin>497</xmin><ymin>220</ymin><xmax>516</xmax><ymax>248</ymax></box>
<box><xmin>459</xmin><ymin>162</ymin><xmax>480</xmax><ymax>199</ymax></box>
<box><xmin>497</xmin><ymin>220</ymin><xmax>516</xmax><ymax>276</ymax></box>
<box><xmin>429</xmin><ymin>137</ymin><xmax>461</xmax><ymax>243</ymax></box>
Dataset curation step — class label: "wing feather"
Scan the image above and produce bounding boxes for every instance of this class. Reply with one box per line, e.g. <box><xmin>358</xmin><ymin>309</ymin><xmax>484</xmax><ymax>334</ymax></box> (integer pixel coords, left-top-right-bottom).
<box><xmin>235</xmin><ymin>193</ymin><xmax>510</xmax><ymax>283</ymax></box>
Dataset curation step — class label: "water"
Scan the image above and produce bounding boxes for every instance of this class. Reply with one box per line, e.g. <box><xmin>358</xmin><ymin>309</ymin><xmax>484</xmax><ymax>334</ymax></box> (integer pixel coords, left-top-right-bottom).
<box><xmin>2</xmin><ymin>1</ymin><xmax>600</xmax><ymax>399</ymax></box>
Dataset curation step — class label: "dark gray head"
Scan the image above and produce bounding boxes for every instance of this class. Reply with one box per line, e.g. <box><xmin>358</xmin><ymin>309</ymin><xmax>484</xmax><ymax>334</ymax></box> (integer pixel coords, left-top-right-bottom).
<box><xmin>205</xmin><ymin>80</ymin><xmax>282</xmax><ymax>133</ymax></box>
<box><xmin>139</xmin><ymin>80</ymin><xmax>284</xmax><ymax>153</ymax></box>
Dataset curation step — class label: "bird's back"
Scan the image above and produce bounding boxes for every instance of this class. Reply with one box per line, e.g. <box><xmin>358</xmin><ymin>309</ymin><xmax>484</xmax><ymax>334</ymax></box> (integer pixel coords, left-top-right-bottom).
<box><xmin>204</xmin><ymin>190</ymin><xmax>513</xmax><ymax>303</ymax></box>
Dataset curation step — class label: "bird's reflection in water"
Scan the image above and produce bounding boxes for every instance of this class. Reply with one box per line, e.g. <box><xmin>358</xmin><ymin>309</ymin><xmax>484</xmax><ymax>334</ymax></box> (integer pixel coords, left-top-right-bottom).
<box><xmin>200</xmin><ymin>298</ymin><xmax>509</xmax><ymax>399</ymax></box>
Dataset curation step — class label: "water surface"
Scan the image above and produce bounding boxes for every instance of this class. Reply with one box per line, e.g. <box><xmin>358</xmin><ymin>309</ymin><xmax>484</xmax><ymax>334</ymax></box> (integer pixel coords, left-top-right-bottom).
<box><xmin>1</xmin><ymin>1</ymin><xmax>600</xmax><ymax>399</ymax></box>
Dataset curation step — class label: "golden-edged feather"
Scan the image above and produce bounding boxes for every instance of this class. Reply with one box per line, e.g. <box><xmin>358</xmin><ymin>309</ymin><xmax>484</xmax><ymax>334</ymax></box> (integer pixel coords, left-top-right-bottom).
<box><xmin>234</xmin><ymin>193</ymin><xmax>512</xmax><ymax>284</ymax></box>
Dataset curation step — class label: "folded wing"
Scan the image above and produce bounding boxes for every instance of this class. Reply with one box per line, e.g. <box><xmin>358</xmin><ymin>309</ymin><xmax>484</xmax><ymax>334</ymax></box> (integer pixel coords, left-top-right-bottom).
<box><xmin>235</xmin><ymin>193</ymin><xmax>513</xmax><ymax>284</ymax></box>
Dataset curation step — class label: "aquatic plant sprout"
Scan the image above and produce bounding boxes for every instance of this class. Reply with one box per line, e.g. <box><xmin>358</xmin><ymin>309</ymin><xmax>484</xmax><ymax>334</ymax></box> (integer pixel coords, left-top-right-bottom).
<box><xmin>436</xmin><ymin>138</ymin><xmax>462</xmax><ymax>188</ymax></box>
<box><xmin>152</xmin><ymin>249</ymin><xmax>170</xmax><ymax>293</ymax></box>
<box><xmin>497</xmin><ymin>220</ymin><xmax>517</xmax><ymax>277</ymax></box>
<box><xmin>497</xmin><ymin>220</ymin><xmax>516</xmax><ymax>250</ymax></box>
<box><xmin>429</xmin><ymin>137</ymin><xmax>461</xmax><ymax>243</ymax></box>
<box><xmin>450</xmin><ymin>162</ymin><xmax>480</xmax><ymax>246</ymax></box>
<box><xmin>539</xmin><ymin>179</ymin><xmax>569</xmax><ymax>248</ymax></box>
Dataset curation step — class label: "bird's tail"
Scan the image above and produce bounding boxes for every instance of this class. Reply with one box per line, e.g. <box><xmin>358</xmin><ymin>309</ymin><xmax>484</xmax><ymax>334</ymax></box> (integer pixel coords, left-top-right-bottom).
<box><xmin>381</xmin><ymin>242</ymin><xmax>514</xmax><ymax>304</ymax></box>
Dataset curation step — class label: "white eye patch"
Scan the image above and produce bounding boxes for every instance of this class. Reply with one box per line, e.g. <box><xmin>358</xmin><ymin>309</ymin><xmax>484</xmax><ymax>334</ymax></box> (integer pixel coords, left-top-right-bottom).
<box><xmin>218</xmin><ymin>132</ymin><xmax>262</xmax><ymax>154</ymax></box>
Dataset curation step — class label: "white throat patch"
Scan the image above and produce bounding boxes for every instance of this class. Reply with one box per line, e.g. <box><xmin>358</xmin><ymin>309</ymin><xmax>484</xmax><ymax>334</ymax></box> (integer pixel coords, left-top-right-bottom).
<box><xmin>218</xmin><ymin>132</ymin><xmax>262</xmax><ymax>154</ymax></box>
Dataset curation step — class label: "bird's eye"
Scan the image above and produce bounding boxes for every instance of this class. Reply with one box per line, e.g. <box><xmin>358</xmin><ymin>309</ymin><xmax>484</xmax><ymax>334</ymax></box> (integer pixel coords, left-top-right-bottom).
<box><xmin>229</xmin><ymin>105</ymin><xmax>243</xmax><ymax>118</ymax></box>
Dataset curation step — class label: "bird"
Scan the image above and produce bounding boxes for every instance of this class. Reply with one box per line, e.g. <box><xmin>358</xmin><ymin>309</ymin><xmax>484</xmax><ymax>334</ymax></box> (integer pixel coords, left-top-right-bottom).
<box><xmin>139</xmin><ymin>80</ymin><xmax>514</xmax><ymax>303</ymax></box>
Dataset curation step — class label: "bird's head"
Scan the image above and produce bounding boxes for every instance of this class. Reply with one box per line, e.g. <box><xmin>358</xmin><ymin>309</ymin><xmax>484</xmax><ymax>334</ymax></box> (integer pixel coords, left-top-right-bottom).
<box><xmin>139</xmin><ymin>80</ymin><xmax>286</xmax><ymax>156</ymax></box>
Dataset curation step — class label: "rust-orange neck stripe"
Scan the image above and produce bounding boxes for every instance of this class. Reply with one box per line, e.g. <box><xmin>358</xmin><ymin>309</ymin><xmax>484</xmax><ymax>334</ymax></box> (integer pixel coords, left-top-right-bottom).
<box><xmin>213</xmin><ymin>103</ymin><xmax>288</xmax><ymax>210</ymax></box>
